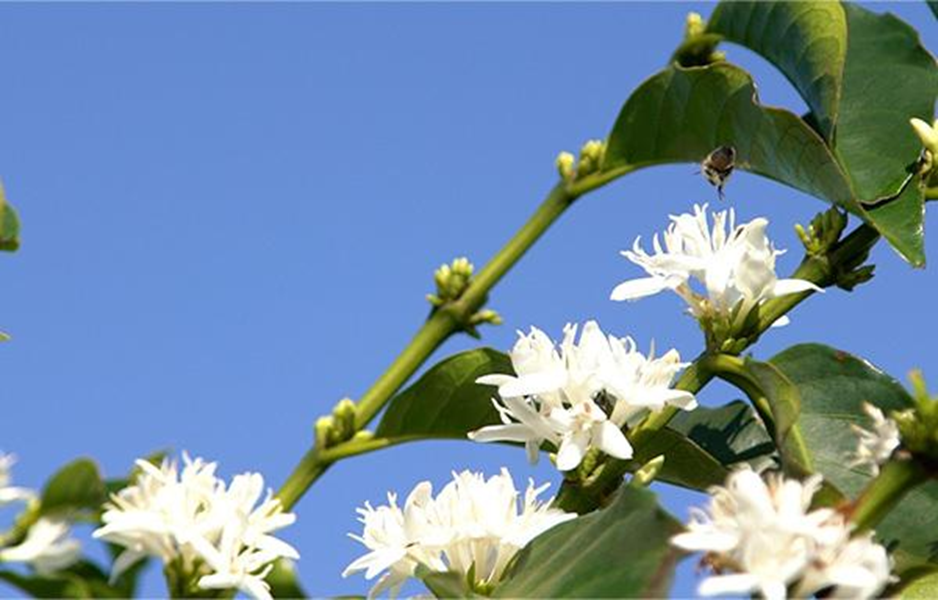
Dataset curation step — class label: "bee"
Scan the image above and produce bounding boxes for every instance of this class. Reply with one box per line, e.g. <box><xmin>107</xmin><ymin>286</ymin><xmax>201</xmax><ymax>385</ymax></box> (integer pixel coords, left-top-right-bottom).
<box><xmin>700</xmin><ymin>145</ymin><xmax>736</xmax><ymax>200</ymax></box>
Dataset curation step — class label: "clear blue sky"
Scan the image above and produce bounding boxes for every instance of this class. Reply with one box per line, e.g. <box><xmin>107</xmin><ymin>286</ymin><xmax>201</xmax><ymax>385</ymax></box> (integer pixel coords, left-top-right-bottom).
<box><xmin>0</xmin><ymin>3</ymin><xmax>935</xmax><ymax>598</ymax></box>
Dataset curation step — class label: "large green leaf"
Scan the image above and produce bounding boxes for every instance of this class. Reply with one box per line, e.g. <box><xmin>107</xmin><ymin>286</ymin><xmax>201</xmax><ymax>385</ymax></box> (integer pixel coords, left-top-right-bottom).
<box><xmin>493</xmin><ymin>486</ymin><xmax>682</xmax><ymax>598</ymax></box>
<box><xmin>837</xmin><ymin>4</ymin><xmax>936</xmax><ymax>202</ymax></box>
<box><xmin>605</xmin><ymin>62</ymin><xmax>856</xmax><ymax>213</ymax></box>
<box><xmin>704</xmin><ymin>2</ymin><xmax>936</xmax><ymax>265</ymax></box>
<box><xmin>39</xmin><ymin>459</ymin><xmax>107</xmax><ymax>517</ymax></box>
<box><xmin>769</xmin><ymin>344</ymin><xmax>938</xmax><ymax>571</ymax></box>
<box><xmin>0</xmin><ymin>182</ymin><xmax>20</xmax><ymax>252</ymax></box>
<box><xmin>708</xmin><ymin>2</ymin><xmax>847</xmax><ymax>140</ymax></box>
<box><xmin>834</xmin><ymin>4</ymin><xmax>936</xmax><ymax>265</ymax></box>
<box><xmin>376</xmin><ymin>348</ymin><xmax>511</xmax><ymax>439</ymax></box>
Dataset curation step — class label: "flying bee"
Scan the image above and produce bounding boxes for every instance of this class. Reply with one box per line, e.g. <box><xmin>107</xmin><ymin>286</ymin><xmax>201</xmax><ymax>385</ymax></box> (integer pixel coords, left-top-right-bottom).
<box><xmin>700</xmin><ymin>145</ymin><xmax>736</xmax><ymax>200</ymax></box>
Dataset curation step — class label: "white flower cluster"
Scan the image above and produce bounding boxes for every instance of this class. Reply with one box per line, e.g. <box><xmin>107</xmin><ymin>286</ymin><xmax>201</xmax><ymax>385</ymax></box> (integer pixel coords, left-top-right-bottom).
<box><xmin>672</xmin><ymin>467</ymin><xmax>892</xmax><ymax>600</ymax></box>
<box><xmin>611</xmin><ymin>204</ymin><xmax>820</xmax><ymax>326</ymax></box>
<box><xmin>93</xmin><ymin>454</ymin><xmax>298</xmax><ymax>600</ymax></box>
<box><xmin>0</xmin><ymin>452</ymin><xmax>82</xmax><ymax>575</ymax></box>
<box><xmin>469</xmin><ymin>320</ymin><xmax>696</xmax><ymax>471</ymax></box>
<box><xmin>343</xmin><ymin>468</ymin><xmax>574</xmax><ymax>598</ymax></box>
<box><xmin>849</xmin><ymin>403</ymin><xmax>901</xmax><ymax>476</ymax></box>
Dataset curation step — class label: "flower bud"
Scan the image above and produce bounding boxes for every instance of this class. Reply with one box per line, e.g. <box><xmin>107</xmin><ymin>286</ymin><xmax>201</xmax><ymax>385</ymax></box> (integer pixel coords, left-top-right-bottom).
<box><xmin>429</xmin><ymin>257</ymin><xmax>475</xmax><ymax>306</ymax></box>
<box><xmin>685</xmin><ymin>12</ymin><xmax>705</xmax><ymax>38</ymax></box>
<box><xmin>555</xmin><ymin>151</ymin><xmax>576</xmax><ymax>181</ymax></box>
<box><xmin>911</xmin><ymin>118</ymin><xmax>938</xmax><ymax>156</ymax></box>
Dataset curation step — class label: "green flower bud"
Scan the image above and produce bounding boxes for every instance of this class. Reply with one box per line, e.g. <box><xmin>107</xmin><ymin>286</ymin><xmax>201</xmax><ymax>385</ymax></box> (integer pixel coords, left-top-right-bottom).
<box><xmin>685</xmin><ymin>12</ymin><xmax>705</xmax><ymax>38</ymax></box>
<box><xmin>576</xmin><ymin>139</ymin><xmax>606</xmax><ymax>177</ymax></box>
<box><xmin>631</xmin><ymin>455</ymin><xmax>666</xmax><ymax>488</ymax></box>
<box><xmin>429</xmin><ymin>257</ymin><xmax>475</xmax><ymax>306</ymax></box>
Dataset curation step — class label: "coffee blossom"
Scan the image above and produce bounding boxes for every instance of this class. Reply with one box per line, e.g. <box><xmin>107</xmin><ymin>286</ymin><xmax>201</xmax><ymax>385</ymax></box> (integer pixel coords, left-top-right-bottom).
<box><xmin>343</xmin><ymin>468</ymin><xmax>574</xmax><ymax>598</ymax></box>
<box><xmin>672</xmin><ymin>467</ymin><xmax>892</xmax><ymax>600</ymax></box>
<box><xmin>469</xmin><ymin>320</ymin><xmax>696</xmax><ymax>471</ymax></box>
<box><xmin>93</xmin><ymin>454</ymin><xmax>298</xmax><ymax>600</ymax></box>
<box><xmin>611</xmin><ymin>204</ymin><xmax>820</xmax><ymax>326</ymax></box>
<box><xmin>0</xmin><ymin>518</ymin><xmax>82</xmax><ymax>575</ymax></box>
<box><xmin>848</xmin><ymin>403</ymin><xmax>901</xmax><ymax>476</ymax></box>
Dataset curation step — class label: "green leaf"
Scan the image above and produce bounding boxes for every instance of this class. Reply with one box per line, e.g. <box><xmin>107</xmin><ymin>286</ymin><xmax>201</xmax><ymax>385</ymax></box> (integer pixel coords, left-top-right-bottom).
<box><xmin>638</xmin><ymin>400</ymin><xmax>776</xmax><ymax>491</ymax></box>
<box><xmin>703</xmin><ymin>2</ymin><xmax>937</xmax><ymax>265</ymax></box>
<box><xmin>0</xmin><ymin>570</ymin><xmax>92</xmax><ymax>599</ymax></box>
<box><xmin>268</xmin><ymin>559</ymin><xmax>308</xmax><ymax>599</ymax></box>
<box><xmin>768</xmin><ymin>343</ymin><xmax>938</xmax><ymax>572</ymax></box>
<box><xmin>837</xmin><ymin>4</ymin><xmax>936</xmax><ymax>202</ymax></box>
<box><xmin>605</xmin><ymin>62</ymin><xmax>857</xmax><ymax>214</ymax></box>
<box><xmin>707</xmin><ymin>1</ymin><xmax>847</xmax><ymax>140</ymax></box>
<box><xmin>376</xmin><ymin>348</ymin><xmax>511</xmax><ymax>439</ymax></box>
<box><xmin>833</xmin><ymin>4</ymin><xmax>936</xmax><ymax>265</ymax></box>
<box><xmin>0</xmin><ymin>181</ymin><xmax>20</xmax><ymax>252</ymax></box>
<box><xmin>493</xmin><ymin>487</ymin><xmax>682</xmax><ymax>598</ymax></box>
<box><xmin>898</xmin><ymin>569</ymin><xmax>938</xmax><ymax>598</ymax></box>
<box><xmin>39</xmin><ymin>459</ymin><xmax>107</xmax><ymax>517</ymax></box>
<box><xmin>705</xmin><ymin>356</ymin><xmax>811</xmax><ymax>476</ymax></box>
<box><xmin>0</xmin><ymin>561</ymin><xmax>127</xmax><ymax>599</ymax></box>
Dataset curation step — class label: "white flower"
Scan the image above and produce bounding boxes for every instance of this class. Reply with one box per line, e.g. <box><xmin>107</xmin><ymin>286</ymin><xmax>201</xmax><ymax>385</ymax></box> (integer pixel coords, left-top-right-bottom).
<box><xmin>0</xmin><ymin>518</ymin><xmax>81</xmax><ymax>575</ymax></box>
<box><xmin>93</xmin><ymin>453</ymin><xmax>298</xmax><ymax>600</ymax></box>
<box><xmin>610</xmin><ymin>204</ymin><xmax>820</xmax><ymax>326</ymax></box>
<box><xmin>848</xmin><ymin>403</ymin><xmax>901</xmax><ymax>476</ymax></box>
<box><xmin>910</xmin><ymin>117</ymin><xmax>938</xmax><ymax>155</ymax></box>
<box><xmin>0</xmin><ymin>453</ymin><xmax>35</xmax><ymax>507</ymax></box>
<box><xmin>343</xmin><ymin>468</ymin><xmax>575</xmax><ymax>598</ymax></box>
<box><xmin>795</xmin><ymin>529</ymin><xmax>894</xmax><ymax>599</ymax></box>
<box><xmin>673</xmin><ymin>467</ymin><xmax>892</xmax><ymax>600</ymax></box>
<box><xmin>469</xmin><ymin>321</ymin><xmax>696</xmax><ymax>470</ymax></box>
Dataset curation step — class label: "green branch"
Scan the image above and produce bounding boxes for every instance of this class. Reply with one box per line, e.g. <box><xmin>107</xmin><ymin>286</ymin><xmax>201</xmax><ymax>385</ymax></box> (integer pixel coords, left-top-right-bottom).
<box><xmin>276</xmin><ymin>168</ymin><xmax>635</xmax><ymax>510</ymax></box>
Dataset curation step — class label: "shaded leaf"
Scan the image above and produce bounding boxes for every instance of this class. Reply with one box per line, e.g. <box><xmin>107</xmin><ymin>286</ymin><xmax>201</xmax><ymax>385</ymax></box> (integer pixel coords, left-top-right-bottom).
<box><xmin>376</xmin><ymin>348</ymin><xmax>511</xmax><ymax>439</ymax></box>
<box><xmin>639</xmin><ymin>400</ymin><xmax>776</xmax><ymax>491</ymax></box>
<box><xmin>0</xmin><ymin>569</ymin><xmax>91</xmax><ymax>599</ymax></box>
<box><xmin>708</xmin><ymin>1</ymin><xmax>847</xmax><ymax>140</ymax></box>
<box><xmin>707</xmin><ymin>356</ymin><xmax>810</xmax><ymax>476</ymax></box>
<box><xmin>494</xmin><ymin>487</ymin><xmax>682</xmax><ymax>598</ymax></box>
<box><xmin>39</xmin><ymin>459</ymin><xmax>106</xmax><ymax>517</ymax></box>
<box><xmin>0</xmin><ymin>561</ymin><xmax>126</xmax><ymax>599</ymax></box>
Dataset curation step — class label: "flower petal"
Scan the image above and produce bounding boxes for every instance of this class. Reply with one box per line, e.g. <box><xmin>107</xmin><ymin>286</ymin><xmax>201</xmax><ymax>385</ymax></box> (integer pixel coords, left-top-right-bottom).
<box><xmin>594</xmin><ymin>421</ymin><xmax>633</xmax><ymax>460</ymax></box>
<box><xmin>610</xmin><ymin>277</ymin><xmax>672</xmax><ymax>302</ymax></box>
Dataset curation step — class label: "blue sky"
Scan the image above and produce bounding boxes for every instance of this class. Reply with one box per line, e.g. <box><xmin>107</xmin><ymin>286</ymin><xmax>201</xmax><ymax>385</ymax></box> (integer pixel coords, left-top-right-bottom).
<box><xmin>0</xmin><ymin>2</ymin><xmax>935</xmax><ymax>598</ymax></box>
